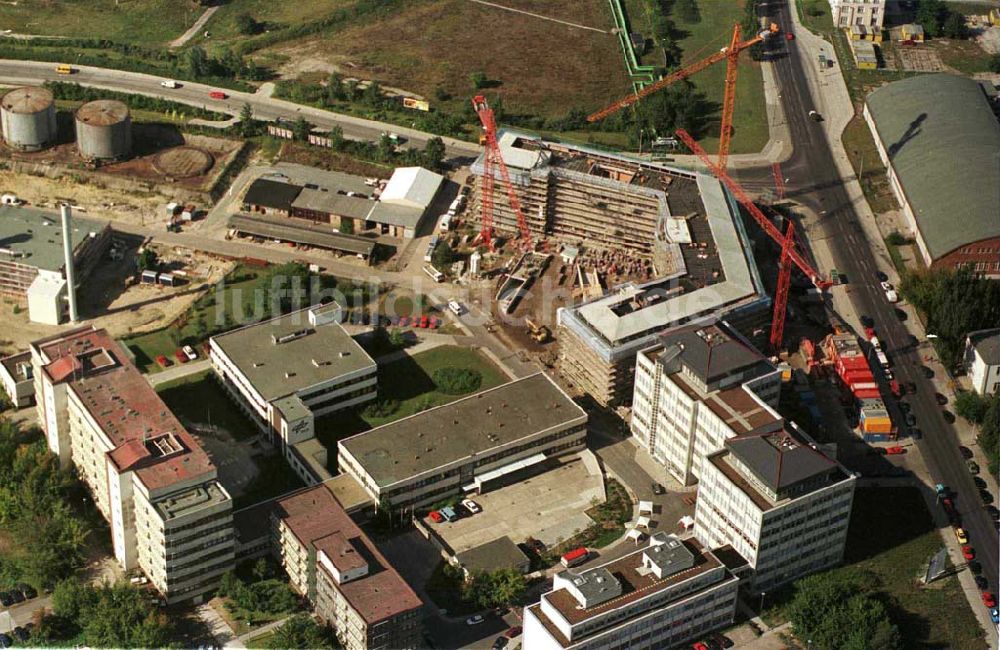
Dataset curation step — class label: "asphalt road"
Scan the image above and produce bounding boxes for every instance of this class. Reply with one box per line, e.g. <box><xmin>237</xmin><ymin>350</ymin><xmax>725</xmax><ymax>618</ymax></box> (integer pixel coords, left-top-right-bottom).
<box><xmin>738</xmin><ymin>0</ymin><xmax>999</xmax><ymax>594</ymax></box>
<box><xmin>0</xmin><ymin>59</ymin><xmax>481</xmax><ymax>163</ymax></box>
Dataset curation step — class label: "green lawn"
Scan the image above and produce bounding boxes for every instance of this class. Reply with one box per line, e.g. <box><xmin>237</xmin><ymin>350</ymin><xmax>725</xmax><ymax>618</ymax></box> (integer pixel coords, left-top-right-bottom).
<box><xmin>796</xmin><ymin>0</ymin><xmax>836</xmax><ymax>35</ymax></box>
<box><xmin>841</xmin><ymin>115</ymin><xmax>899</xmax><ymax>214</ymax></box>
<box><xmin>764</xmin><ymin>487</ymin><xmax>987</xmax><ymax>648</ymax></box>
<box><xmin>122</xmin><ymin>265</ymin><xmax>267</xmax><ymax>373</ymax></box>
<box><xmin>672</xmin><ymin>1</ymin><xmax>769</xmax><ymax>154</ymax></box>
<box><xmin>315</xmin><ymin>345</ymin><xmax>507</xmax><ymax>458</ymax></box>
<box><xmin>0</xmin><ymin>0</ymin><xmax>193</xmax><ymax>43</ymax></box>
<box><xmin>156</xmin><ymin>370</ymin><xmax>259</xmax><ymax>441</ymax></box>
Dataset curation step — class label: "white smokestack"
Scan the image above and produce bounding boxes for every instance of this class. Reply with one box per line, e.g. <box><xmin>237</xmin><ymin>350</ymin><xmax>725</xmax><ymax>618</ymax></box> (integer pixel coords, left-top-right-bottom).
<box><xmin>60</xmin><ymin>204</ymin><xmax>79</xmax><ymax>323</ymax></box>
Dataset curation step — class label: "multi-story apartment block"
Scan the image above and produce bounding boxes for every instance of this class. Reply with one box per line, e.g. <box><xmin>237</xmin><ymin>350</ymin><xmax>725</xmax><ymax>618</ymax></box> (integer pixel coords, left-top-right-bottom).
<box><xmin>523</xmin><ymin>533</ymin><xmax>739</xmax><ymax>649</ymax></box>
<box><xmin>829</xmin><ymin>0</ymin><xmax>884</xmax><ymax>31</ymax></box>
<box><xmin>631</xmin><ymin>323</ymin><xmax>782</xmax><ymax>486</ymax></box>
<box><xmin>31</xmin><ymin>327</ymin><xmax>233</xmax><ymax>603</ymax></box>
<box><xmin>271</xmin><ymin>485</ymin><xmax>423</xmax><ymax>650</ymax></box>
<box><xmin>210</xmin><ymin>303</ymin><xmax>377</xmax><ymax>482</ymax></box>
<box><xmin>339</xmin><ymin>373</ymin><xmax>588</xmax><ymax>510</ymax></box>
<box><xmin>695</xmin><ymin>429</ymin><xmax>856</xmax><ymax>592</ymax></box>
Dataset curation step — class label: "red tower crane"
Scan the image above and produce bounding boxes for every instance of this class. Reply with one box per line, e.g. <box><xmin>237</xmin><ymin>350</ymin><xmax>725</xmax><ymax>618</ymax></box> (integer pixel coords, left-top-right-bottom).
<box><xmin>587</xmin><ymin>23</ymin><xmax>777</xmax><ymax>169</ymax></box>
<box><xmin>771</xmin><ymin>161</ymin><xmax>786</xmax><ymax>201</ymax></box>
<box><xmin>471</xmin><ymin>95</ymin><xmax>533</xmax><ymax>251</ymax></box>
<box><xmin>674</xmin><ymin>129</ymin><xmax>831</xmax><ymax>351</ymax></box>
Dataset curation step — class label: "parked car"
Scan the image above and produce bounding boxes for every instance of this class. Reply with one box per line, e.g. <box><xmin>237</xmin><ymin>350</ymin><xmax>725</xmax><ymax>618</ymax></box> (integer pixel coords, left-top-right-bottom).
<box><xmin>428</xmin><ymin>511</ymin><xmax>444</xmax><ymax>523</ymax></box>
<box><xmin>921</xmin><ymin>366</ymin><xmax>934</xmax><ymax>379</ymax></box>
<box><xmin>959</xmin><ymin>446</ymin><xmax>974</xmax><ymax>459</ymax></box>
<box><xmin>982</xmin><ymin>592</ymin><xmax>996</xmax><ymax>608</ymax></box>
<box><xmin>11</xmin><ymin>627</ymin><xmax>27</xmax><ymax>642</ymax></box>
<box><xmin>985</xmin><ymin>506</ymin><xmax>999</xmax><ymax>521</ymax></box>
<box><xmin>905</xmin><ymin>381</ymin><xmax>917</xmax><ymax>394</ymax></box>
<box><xmin>466</xmin><ymin>614</ymin><xmax>485</xmax><ymax>626</ymax></box>
<box><xmin>968</xmin><ymin>461</ymin><xmax>980</xmax><ymax>475</ymax></box>
<box><xmin>955</xmin><ymin>527</ymin><xmax>968</xmax><ymax>544</ymax></box>
<box><xmin>991</xmin><ymin>608</ymin><xmax>999</xmax><ymax>625</ymax></box>
<box><xmin>16</xmin><ymin>584</ymin><xmax>36</xmax><ymax>600</ymax></box>
<box><xmin>652</xmin><ymin>482</ymin><xmax>666</xmax><ymax>495</ymax></box>
<box><xmin>0</xmin><ymin>591</ymin><xmax>12</xmax><ymax>607</ymax></box>
<box><xmin>505</xmin><ymin>626</ymin><xmax>523</xmax><ymax>638</ymax></box>
<box><xmin>156</xmin><ymin>354</ymin><xmax>170</xmax><ymax>368</ymax></box>
<box><xmin>860</xmin><ymin>315</ymin><xmax>874</xmax><ymax>328</ymax></box>
<box><xmin>461</xmin><ymin>498</ymin><xmax>482</xmax><ymax>514</ymax></box>
<box><xmin>439</xmin><ymin>506</ymin><xmax>458</xmax><ymax>522</ymax></box>
<box><xmin>905</xmin><ymin>413</ymin><xmax>916</xmax><ymax>427</ymax></box>
<box><xmin>884</xmin><ymin>446</ymin><xmax>906</xmax><ymax>455</ymax></box>
<box><xmin>909</xmin><ymin>427</ymin><xmax>922</xmax><ymax>440</ymax></box>
<box><xmin>898</xmin><ymin>401</ymin><xmax>911</xmax><ymax>413</ymax></box>
<box><xmin>9</xmin><ymin>591</ymin><xmax>23</xmax><ymax>604</ymax></box>
<box><xmin>492</xmin><ymin>637</ymin><xmax>509</xmax><ymax>650</ymax></box>
<box><xmin>934</xmin><ymin>392</ymin><xmax>947</xmax><ymax>405</ymax></box>
<box><xmin>975</xmin><ymin>575</ymin><xmax>990</xmax><ymax>590</ymax></box>
<box><xmin>785</xmin><ymin>32</ymin><xmax>794</xmax><ymax>40</ymax></box>
<box><xmin>980</xmin><ymin>489</ymin><xmax>994</xmax><ymax>505</ymax></box>
<box><xmin>0</xmin><ymin>633</ymin><xmax>12</xmax><ymax>648</ymax></box>
<box><xmin>962</xmin><ymin>545</ymin><xmax>976</xmax><ymax>561</ymax></box>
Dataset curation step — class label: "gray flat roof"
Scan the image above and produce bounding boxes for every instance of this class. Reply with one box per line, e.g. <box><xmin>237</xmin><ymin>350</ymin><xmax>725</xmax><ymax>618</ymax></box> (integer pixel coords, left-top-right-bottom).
<box><xmin>291</xmin><ymin>188</ymin><xmax>376</xmax><ymax>221</ymax></box>
<box><xmin>366</xmin><ymin>201</ymin><xmax>426</xmax><ymax>229</ymax></box>
<box><xmin>455</xmin><ymin>536</ymin><xmax>530</xmax><ymax>574</ymax></box>
<box><xmin>969</xmin><ymin>328</ymin><xmax>1000</xmax><ymax>364</ymax></box>
<box><xmin>228</xmin><ymin>214</ymin><xmax>376</xmax><ymax>257</ymax></box>
<box><xmin>339</xmin><ymin>373</ymin><xmax>587</xmax><ymax>488</ymax></box>
<box><xmin>866</xmin><ymin>74</ymin><xmax>1000</xmax><ymax>260</ymax></box>
<box><xmin>211</xmin><ymin>307</ymin><xmax>376</xmax><ymax>402</ymax></box>
<box><xmin>0</xmin><ymin>206</ymin><xmax>109</xmax><ymax>272</ymax></box>
<box><xmin>726</xmin><ymin>431</ymin><xmax>837</xmax><ymax>494</ymax></box>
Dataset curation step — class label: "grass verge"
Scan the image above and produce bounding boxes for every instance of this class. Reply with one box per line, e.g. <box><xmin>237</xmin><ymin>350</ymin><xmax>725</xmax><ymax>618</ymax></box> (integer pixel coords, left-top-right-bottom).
<box><xmin>841</xmin><ymin>116</ymin><xmax>899</xmax><ymax>214</ymax></box>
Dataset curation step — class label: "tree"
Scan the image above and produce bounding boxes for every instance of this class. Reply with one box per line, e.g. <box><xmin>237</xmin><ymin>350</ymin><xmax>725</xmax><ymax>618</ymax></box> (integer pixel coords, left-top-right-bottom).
<box><xmin>980</xmin><ymin>393</ymin><xmax>1000</xmax><ymax>476</ymax></box>
<box><xmin>423</xmin><ymin>137</ymin><xmax>447</xmax><ymax>171</ymax></box>
<box><xmin>431</xmin><ymin>240</ymin><xmax>455</xmax><ymax>268</ymax></box>
<box><xmin>469</xmin><ymin>71</ymin><xmax>487</xmax><ymax>90</ymax></box>
<box><xmin>267</xmin><ymin>614</ymin><xmax>333</xmax><ymax>649</ymax></box>
<box><xmin>464</xmin><ymin>569</ymin><xmax>527</xmax><ymax>609</ymax></box>
<box><xmin>186</xmin><ymin>46</ymin><xmax>210</xmax><ymax>78</ymax></box>
<box><xmin>363</xmin><ymin>80</ymin><xmax>384</xmax><ymax>107</ymax></box>
<box><xmin>990</xmin><ymin>53</ymin><xmax>1000</xmax><ymax>74</ymax></box>
<box><xmin>433</xmin><ymin>367</ymin><xmax>483</xmax><ymax>394</ymax></box>
<box><xmin>915</xmin><ymin>0</ymin><xmax>946</xmax><ymax>37</ymax></box>
<box><xmin>327</xmin><ymin>125</ymin><xmax>346</xmax><ymax>150</ymax></box>
<box><xmin>235</xmin><ymin>13</ymin><xmax>262</xmax><ymax>36</ymax></box>
<box><xmin>326</xmin><ymin>72</ymin><xmax>346</xmax><ymax>102</ymax></box>
<box><xmin>291</xmin><ymin>116</ymin><xmax>312</xmax><ymax>142</ymax></box>
<box><xmin>675</xmin><ymin>0</ymin><xmax>701</xmax><ymax>23</ymax></box>
<box><xmin>788</xmin><ymin>570</ymin><xmax>901</xmax><ymax>650</ymax></box>
<box><xmin>955</xmin><ymin>391</ymin><xmax>989</xmax><ymax>424</ymax></box>
<box><xmin>377</xmin><ymin>133</ymin><xmax>396</xmax><ymax>162</ymax></box>
<box><xmin>238</xmin><ymin>103</ymin><xmax>257</xmax><ymax>136</ymax></box>
<box><xmin>388</xmin><ymin>328</ymin><xmax>406</xmax><ymax>348</ymax></box>
<box><xmin>941</xmin><ymin>11</ymin><xmax>968</xmax><ymax>39</ymax></box>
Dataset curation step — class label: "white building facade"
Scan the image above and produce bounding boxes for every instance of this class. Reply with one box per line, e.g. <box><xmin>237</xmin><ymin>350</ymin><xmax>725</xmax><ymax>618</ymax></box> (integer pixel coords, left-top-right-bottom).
<box><xmin>828</xmin><ymin>0</ymin><xmax>884</xmax><ymax>29</ymax></box>
<box><xmin>695</xmin><ymin>431</ymin><xmax>856</xmax><ymax>593</ymax></box>
<box><xmin>631</xmin><ymin>324</ymin><xmax>782</xmax><ymax>487</ymax></box>
<box><xmin>965</xmin><ymin>329</ymin><xmax>1000</xmax><ymax>396</ymax></box>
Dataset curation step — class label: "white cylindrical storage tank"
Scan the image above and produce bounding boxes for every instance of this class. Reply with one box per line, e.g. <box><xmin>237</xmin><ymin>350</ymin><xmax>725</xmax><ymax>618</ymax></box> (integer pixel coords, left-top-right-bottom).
<box><xmin>1</xmin><ymin>86</ymin><xmax>57</xmax><ymax>151</ymax></box>
<box><xmin>75</xmin><ymin>99</ymin><xmax>132</xmax><ymax>161</ymax></box>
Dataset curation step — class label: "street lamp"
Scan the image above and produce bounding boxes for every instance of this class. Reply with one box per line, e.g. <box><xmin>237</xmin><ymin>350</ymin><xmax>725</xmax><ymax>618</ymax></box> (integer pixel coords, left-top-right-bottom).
<box><xmin>760</xmin><ymin>591</ymin><xmax>766</xmax><ymax>612</ymax></box>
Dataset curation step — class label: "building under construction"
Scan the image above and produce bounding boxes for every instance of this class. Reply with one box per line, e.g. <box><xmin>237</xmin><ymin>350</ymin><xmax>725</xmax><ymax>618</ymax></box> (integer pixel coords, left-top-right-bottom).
<box><xmin>468</xmin><ymin>133</ymin><xmax>770</xmax><ymax>406</ymax></box>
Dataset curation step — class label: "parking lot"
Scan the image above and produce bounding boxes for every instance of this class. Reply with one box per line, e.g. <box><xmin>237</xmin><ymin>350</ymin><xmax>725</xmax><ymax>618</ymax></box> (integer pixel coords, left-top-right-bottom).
<box><xmin>429</xmin><ymin>452</ymin><xmax>605</xmax><ymax>554</ymax></box>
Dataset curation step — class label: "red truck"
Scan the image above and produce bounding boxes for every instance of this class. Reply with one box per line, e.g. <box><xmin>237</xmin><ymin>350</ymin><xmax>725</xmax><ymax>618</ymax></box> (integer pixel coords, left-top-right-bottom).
<box><xmin>208</xmin><ymin>90</ymin><xmax>228</xmax><ymax>100</ymax></box>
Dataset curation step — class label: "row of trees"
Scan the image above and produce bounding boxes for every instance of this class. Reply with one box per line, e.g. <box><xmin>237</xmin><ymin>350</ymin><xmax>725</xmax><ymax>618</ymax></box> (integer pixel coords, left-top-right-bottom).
<box><xmin>955</xmin><ymin>391</ymin><xmax>1000</xmax><ymax>476</ymax></box>
<box><xmin>217</xmin><ymin>560</ymin><xmax>300</xmax><ymax>626</ymax></box>
<box><xmin>265</xmin><ymin>614</ymin><xmax>336</xmax><ymax>649</ymax></box>
<box><xmin>185</xmin><ymin>45</ymin><xmax>266</xmax><ymax>82</ymax></box>
<box><xmin>33</xmin><ymin>580</ymin><xmax>172</xmax><ymax>648</ymax></box>
<box><xmin>899</xmin><ymin>267</ymin><xmax>1000</xmax><ymax>370</ymax></box>
<box><xmin>914</xmin><ymin>0</ymin><xmax>969</xmax><ymax>39</ymax></box>
<box><xmin>0</xmin><ymin>419</ymin><xmax>91</xmax><ymax>591</ymax></box>
<box><xmin>45</xmin><ymin>81</ymin><xmax>223</xmax><ymax>120</ymax></box>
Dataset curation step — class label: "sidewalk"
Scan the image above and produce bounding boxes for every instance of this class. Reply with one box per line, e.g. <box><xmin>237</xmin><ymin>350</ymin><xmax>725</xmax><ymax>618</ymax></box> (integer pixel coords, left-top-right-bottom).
<box><xmin>196</xmin><ymin>603</ymin><xmax>246</xmax><ymax>650</ymax></box>
<box><xmin>789</xmin><ymin>9</ymin><xmax>1000</xmax><ymax>647</ymax></box>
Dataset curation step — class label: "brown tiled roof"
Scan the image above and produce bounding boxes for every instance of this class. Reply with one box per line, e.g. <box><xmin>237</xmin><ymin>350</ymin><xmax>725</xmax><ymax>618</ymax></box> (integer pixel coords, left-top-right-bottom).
<box><xmin>39</xmin><ymin>328</ymin><xmax>215</xmax><ymax>491</ymax></box>
<box><xmin>276</xmin><ymin>485</ymin><xmax>423</xmax><ymax>624</ymax></box>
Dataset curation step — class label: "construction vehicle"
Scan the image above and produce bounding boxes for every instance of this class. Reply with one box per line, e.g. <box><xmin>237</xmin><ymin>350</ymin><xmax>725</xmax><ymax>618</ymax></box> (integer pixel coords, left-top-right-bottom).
<box><xmin>471</xmin><ymin>95</ymin><xmax>533</xmax><ymax>251</ymax></box>
<box><xmin>525</xmin><ymin>318</ymin><xmax>551</xmax><ymax>343</ymax></box>
<box><xmin>588</xmin><ymin>23</ymin><xmax>779</xmax><ymax>171</ymax></box>
<box><xmin>674</xmin><ymin>129</ymin><xmax>832</xmax><ymax>352</ymax></box>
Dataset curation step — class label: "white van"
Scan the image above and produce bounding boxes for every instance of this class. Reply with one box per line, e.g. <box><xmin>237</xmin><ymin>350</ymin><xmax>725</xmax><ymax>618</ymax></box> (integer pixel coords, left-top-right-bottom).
<box><xmin>423</xmin><ymin>266</ymin><xmax>444</xmax><ymax>283</ymax></box>
<box><xmin>160</xmin><ymin>80</ymin><xmax>179</xmax><ymax>89</ymax></box>
<box><xmin>448</xmin><ymin>300</ymin><xmax>464</xmax><ymax>316</ymax></box>
<box><xmin>439</xmin><ymin>215</ymin><xmax>452</xmax><ymax>232</ymax></box>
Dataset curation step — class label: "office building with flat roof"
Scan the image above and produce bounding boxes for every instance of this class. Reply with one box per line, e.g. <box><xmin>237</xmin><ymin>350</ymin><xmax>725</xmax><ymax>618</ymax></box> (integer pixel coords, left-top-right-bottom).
<box><xmin>0</xmin><ymin>206</ymin><xmax>112</xmax><ymax>324</ymax></box>
<box><xmin>522</xmin><ymin>533</ymin><xmax>739</xmax><ymax>649</ymax></box>
<box><xmin>695</xmin><ymin>429</ymin><xmax>856</xmax><ymax>592</ymax></box>
<box><xmin>210</xmin><ymin>303</ymin><xmax>377</xmax><ymax>483</ymax></box>
<box><xmin>631</xmin><ymin>323</ymin><xmax>782</xmax><ymax>486</ymax></box>
<box><xmin>338</xmin><ymin>373</ymin><xmax>588</xmax><ymax>509</ymax></box>
<box><xmin>0</xmin><ymin>351</ymin><xmax>34</xmax><ymax>408</ymax></box>
<box><xmin>31</xmin><ymin>327</ymin><xmax>234</xmax><ymax>604</ymax></box>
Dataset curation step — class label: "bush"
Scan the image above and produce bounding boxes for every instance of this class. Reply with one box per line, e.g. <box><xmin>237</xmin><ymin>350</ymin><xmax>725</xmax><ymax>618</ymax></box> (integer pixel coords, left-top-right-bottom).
<box><xmin>363</xmin><ymin>399</ymin><xmax>400</xmax><ymax>418</ymax></box>
<box><xmin>886</xmin><ymin>231</ymin><xmax>908</xmax><ymax>246</ymax></box>
<box><xmin>990</xmin><ymin>53</ymin><xmax>1000</xmax><ymax>74</ymax></box>
<box><xmin>955</xmin><ymin>391</ymin><xmax>989</xmax><ymax>424</ymax></box>
<box><xmin>433</xmin><ymin>367</ymin><xmax>483</xmax><ymax>395</ymax></box>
